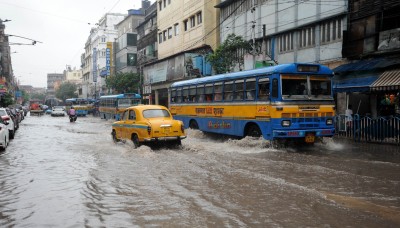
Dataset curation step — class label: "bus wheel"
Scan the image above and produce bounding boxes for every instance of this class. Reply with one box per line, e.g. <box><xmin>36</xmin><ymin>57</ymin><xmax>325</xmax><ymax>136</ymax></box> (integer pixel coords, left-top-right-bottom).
<box><xmin>246</xmin><ymin>125</ymin><xmax>261</xmax><ymax>138</ymax></box>
<box><xmin>112</xmin><ymin>130</ymin><xmax>120</xmax><ymax>143</ymax></box>
<box><xmin>189</xmin><ymin>120</ymin><xmax>199</xmax><ymax>129</ymax></box>
<box><xmin>132</xmin><ymin>134</ymin><xmax>141</xmax><ymax>148</ymax></box>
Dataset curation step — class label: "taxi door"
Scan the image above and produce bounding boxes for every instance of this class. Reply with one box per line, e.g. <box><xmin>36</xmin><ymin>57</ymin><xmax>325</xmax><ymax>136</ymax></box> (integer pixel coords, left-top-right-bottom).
<box><xmin>123</xmin><ymin>109</ymin><xmax>137</xmax><ymax>139</ymax></box>
<box><xmin>116</xmin><ymin>110</ymin><xmax>128</xmax><ymax>139</ymax></box>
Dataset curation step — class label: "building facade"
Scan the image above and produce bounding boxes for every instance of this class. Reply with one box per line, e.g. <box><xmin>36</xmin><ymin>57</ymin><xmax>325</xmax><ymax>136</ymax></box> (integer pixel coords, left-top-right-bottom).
<box><xmin>142</xmin><ymin>0</ymin><xmax>219</xmax><ymax>107</ymax></box>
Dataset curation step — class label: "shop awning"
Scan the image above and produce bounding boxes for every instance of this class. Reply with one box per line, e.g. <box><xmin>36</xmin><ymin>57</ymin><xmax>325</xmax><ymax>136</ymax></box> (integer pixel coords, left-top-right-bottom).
<box><xmin>333</xmin><ymin>75</ymin><xmax>378</xmax><ymax>93</ymax></box>
<box><xmin>371</xmin><ymin>70</ymin><xmax>400</xmax><ymax>91</ymax></box>
<box><xmin>333</xmin><ymin>57</ymin><xmax>400</xmax><ymax>73</ymax></box>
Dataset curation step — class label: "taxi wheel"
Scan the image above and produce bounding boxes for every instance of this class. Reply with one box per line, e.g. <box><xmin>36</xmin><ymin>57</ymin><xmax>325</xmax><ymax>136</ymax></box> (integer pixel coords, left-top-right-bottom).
<box><xmin>246</xmin><ymin>125</ymin><xmax>261</xmax><ymax>138</ymax></box>
<box><xmin>112</xmin><ymin>130</ymin><xmax>120</xmax><ymax>143</ymax></box>
<box><xmin>132</xmin><ymin>134</ymin><xmax>141</xmax><ymax>149</ymax></box>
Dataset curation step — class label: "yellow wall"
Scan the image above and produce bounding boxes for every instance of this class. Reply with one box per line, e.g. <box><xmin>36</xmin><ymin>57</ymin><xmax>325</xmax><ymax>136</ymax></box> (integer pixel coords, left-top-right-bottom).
<box><xmin>157</xmin><ymin>0</ymin><xmax>219</xmax><ymax>59</ymax></box>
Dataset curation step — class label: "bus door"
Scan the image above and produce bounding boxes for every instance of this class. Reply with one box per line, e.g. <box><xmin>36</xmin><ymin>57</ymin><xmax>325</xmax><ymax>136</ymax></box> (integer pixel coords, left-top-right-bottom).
<box><xmin>256</xmin><ymin>77</ymin><xmax>271</xmax><ymax>118</ymax></box>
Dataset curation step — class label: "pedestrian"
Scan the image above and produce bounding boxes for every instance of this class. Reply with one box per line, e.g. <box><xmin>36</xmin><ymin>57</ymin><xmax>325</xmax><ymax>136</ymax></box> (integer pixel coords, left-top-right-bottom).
<box><xmin>345</xmin><ymin>105</ymin><xmax>353</xmax><ymax>132</ymax></box>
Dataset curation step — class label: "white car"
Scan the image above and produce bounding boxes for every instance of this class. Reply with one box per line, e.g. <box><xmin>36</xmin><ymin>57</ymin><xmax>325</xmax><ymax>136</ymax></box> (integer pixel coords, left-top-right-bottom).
<box><xmin>0</xmin><ymin>108</ymin><xmax>15</xmax><ymax>139</ymax></box>
<box><xmin>51</xmin><ymin>106</ymin><xmax>66</xmax><ymax>117</ymax></box>
<box><xmin>0</xmin><ymin>116</ymin><xmax>9</xmax><ymax>150</ymax></box>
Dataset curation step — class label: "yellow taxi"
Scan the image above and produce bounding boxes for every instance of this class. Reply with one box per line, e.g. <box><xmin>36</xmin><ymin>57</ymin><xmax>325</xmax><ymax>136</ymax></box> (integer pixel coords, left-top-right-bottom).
<box><xmin>111</xmin><ymin>105</ymin><xmax>186</xmax><ymax>148</ymax></box>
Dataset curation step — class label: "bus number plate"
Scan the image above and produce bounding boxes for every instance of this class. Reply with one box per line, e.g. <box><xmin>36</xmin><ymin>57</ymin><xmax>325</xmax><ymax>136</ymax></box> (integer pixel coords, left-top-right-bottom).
<box><xmin>305</xmin><ymin>134</ymin><xmax>315</xmax><ymax>143</ymax></box>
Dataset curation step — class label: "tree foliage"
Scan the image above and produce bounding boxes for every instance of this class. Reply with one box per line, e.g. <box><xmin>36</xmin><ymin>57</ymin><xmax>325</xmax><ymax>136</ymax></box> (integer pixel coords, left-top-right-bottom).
<box><xmin>105</xmin><ymin>72</ymin><xmax>140</xmax><ymax>94</ymax></box>
<box><xmin>206</xmin><ymin>34</ymin><xmax>252</xmax><ymax>74</ymax></box>
<box><xmin>55</xmin><ymin>81</ymin><xmax>78</xmax><ymax>101</ymax></box>
<box><xmin>0</xmin><ymin>93</ymin><xmax>14</xmax><ymax>107</ymax></box>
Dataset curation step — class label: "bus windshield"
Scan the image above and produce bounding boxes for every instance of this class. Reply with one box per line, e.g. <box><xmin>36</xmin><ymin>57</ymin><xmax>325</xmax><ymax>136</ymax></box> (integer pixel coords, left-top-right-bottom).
<box><xmin>281</xmin><ymin>75</ymin><xmax>332</xmax><ymax>100</ymax></box>
<box><xmin>118</xmin><ymin>98</ymin><xmax>140</xmax><ymax>107</ymax></box>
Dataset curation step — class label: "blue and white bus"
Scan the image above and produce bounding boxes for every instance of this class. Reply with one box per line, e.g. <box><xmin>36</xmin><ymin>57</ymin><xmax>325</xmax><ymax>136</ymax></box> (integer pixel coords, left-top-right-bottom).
<box><xmin>169</xmin><ymin>63</ymin><xmax>336</xmax><ymax>144</ymax></box>
<box><xmin>65</xmin><ymin>98</ymin><xmax>89</xmax><ymax>116</ymax></box>
<box><xmin>99</xmin><ymin>93</ymin><xmax>141</xmax><ymax>120</ymax></box>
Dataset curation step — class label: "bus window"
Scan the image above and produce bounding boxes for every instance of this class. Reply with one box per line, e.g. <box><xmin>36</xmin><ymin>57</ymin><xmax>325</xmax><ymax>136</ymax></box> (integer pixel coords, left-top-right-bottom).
<box><xmin>258</xmin><ymin>78</ymin><xmax>270</xmax><ymax>100</ymax></box>
<box><xmin>246</xmin><ymin>79</ymin><xmax>256</xmax><ymax>100</ymax></box>
<box><xmin>310</xmin><ymin>76</ymin><xmax>331</xmax><ymax>97</ymax></box>
<box><xmin>176</xmin><ymin>88</ymin><xmax>182</xmax><ymax>103</ymax></box>
<box><xmin>224</xmin><ymin>81</ymin><xmax>233</xmax><ymax>101</ymax></box>
<box><xmin>183</xmin><ymin>87</ymin><xmax>189</xmax><ymax>102</ymax></box>
<box><xmin>205</xmin><ymin>84</ymin><xmax>213</xmax><ymax>102</ymax></box>
<box><xmin>281</xmin><ymin>75</ymin><xmax>307</xmax><ymax>98</ymax></box>
<box><xmin>272</xmin><ymin>78</ymin><xmax>278</xmax><ymax>98</ymax></box>
<box><xmin>214</xmin><ymin>83</ymin><xmax>223</xmax><ymax>101</ymax></box>
<box><xmin>234</xmin><ymin>80</ymin><xmax>244</xmax><ymax>101</ymax></box>
<box><xmin>171</xmin><ymin>89</ymin><xmax>176</xmax><ymax>103</ymax></box>
<box><xmin>189</xmin><ymin>87</ymin><xmax>196</xmax><ymax>102</ymax></box>
<box><xmin>196</xmin><ymin>85</ymin><xmax>204</xmax><ymax>102</ymax></box>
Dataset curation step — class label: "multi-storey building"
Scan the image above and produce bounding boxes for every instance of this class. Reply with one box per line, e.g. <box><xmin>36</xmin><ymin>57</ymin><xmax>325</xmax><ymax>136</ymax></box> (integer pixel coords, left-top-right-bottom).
<box><xmin>81</xmin><ymin>13</ymin><xmax>126</xmax><ymax>99</ymax></box>
<box><xmin>46</xmin><ymin>73</ymin><xmax>64</xmax><ymax>97</ymax></box>
<box><xmin>0</xmin><ymin>20</ymin><xmax>13</xmax><ymax>98</ymax></box>
<box><xmin>115</xmin><ymin>8</ymin><xmax>146</xmax><ymax>74</ymax></box>
<box><xmin>216</xmin><ymin>0</ymin><xmax>347</xmax><ymax>69</ymax></box>
<box><xmin>142</xmin><ymin>0</ymin><xmax>219</xmax><ymax>106</ymax></box>
<box><xmin>137</xmin><ymin>2</ymin><xmax>158</xmax><ymax>104</ymax></box>
<box><xmin>334</xmin><ymin>0</ymin><xmax>400</xmax><ymax>117</ymax></box>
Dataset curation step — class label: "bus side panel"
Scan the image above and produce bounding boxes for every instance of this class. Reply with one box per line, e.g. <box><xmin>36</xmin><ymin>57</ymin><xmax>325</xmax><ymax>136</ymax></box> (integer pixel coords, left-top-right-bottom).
<box><xmin>171</xmin><ymin>104</ymin><xmax>274</xmax><ymax>140</ymax></box>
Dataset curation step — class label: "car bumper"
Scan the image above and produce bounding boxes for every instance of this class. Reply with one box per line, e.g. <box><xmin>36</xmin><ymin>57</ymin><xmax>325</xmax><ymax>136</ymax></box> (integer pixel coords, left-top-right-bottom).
<box><xmin>143</xmin><ymin>136</ymin><xmax>186</xmax><ymax>142</ymax></box>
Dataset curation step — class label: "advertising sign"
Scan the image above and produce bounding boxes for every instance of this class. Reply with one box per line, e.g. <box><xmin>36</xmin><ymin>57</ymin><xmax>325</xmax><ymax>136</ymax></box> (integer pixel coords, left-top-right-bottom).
<box><xmin>106</xmin><ymin>42</ymin><xmax>113</xmax><ymax>76</ymax></box>
<box><xmin>93</xmin><ymin>48</ymin><xmax>97</xmax><ymax>82</ymax></box>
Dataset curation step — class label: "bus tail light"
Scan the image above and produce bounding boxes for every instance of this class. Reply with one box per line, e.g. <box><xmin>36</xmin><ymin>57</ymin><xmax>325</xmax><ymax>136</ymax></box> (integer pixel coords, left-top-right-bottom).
<box><xmin>281</xmin><ymin>120</ymin><xmax>291</xmax><ymax>127</ymax></box>
<box><xmin>147</xmin><ymin>126</ymin><xmax>151</xmax><ymax>135</ymax></box>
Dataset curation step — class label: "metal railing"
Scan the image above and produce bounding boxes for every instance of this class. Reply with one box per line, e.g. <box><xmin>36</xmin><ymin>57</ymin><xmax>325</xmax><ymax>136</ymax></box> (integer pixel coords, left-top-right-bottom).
<box><xmin>335</xmin><ymin>114</ymin><xmax>400</xmax><ymax>144</ymax></box>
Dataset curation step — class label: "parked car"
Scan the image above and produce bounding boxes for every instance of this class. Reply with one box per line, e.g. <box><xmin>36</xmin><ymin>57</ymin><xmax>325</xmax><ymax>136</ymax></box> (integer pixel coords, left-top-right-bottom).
<box><xmin>6</xmin><ymin>108</ymin><xmax>19</xmax><ymax>130</ymax></box>
<box><xmin>0</xmin><ymin>108</ymin><xmax>15</xmax><ymax>139</ymax></box>
<box><xmin>0</xmin><ymin>117</ymin><xmax>9</xmax><ymax>150</ymax></box>
<box><xmin>111</xmin><ymin>105</ymin><xmax>186</xmax><ymax>148</ymax></box>
<box><xmin>51</xmin><ymin>106</ymin><xmax>66</xmax><ymax>117</ymax></box>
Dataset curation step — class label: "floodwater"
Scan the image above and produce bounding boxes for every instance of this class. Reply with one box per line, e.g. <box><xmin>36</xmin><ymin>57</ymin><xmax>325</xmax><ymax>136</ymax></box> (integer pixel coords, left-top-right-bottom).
<box><xmin>0</xmin><ymin>114</ymin><xmax>399</xmax><ymax>227</ymax></box>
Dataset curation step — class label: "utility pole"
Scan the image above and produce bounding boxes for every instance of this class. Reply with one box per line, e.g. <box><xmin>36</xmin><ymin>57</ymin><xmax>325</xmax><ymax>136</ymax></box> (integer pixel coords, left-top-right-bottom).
<box><xmin>251</xmin><ymin>0</ymin><xmax>256</xmax><ymax>69</ymax></box>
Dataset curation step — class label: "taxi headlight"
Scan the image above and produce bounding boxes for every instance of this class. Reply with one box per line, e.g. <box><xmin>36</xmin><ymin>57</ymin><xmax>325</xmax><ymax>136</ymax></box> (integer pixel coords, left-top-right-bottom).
<box><xmin>281</xmin><ymin>120</ymin><xmax>291</xmax><ymax>127</ymax></box>
<box><xmin>326</xmin><ymin>119</ymin><xmax>333</xmax><ymax>125</ymax></box>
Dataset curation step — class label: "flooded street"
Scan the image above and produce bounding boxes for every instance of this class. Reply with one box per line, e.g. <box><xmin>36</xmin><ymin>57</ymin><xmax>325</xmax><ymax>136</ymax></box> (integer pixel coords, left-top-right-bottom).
<box><xmin>1</xmin><ymin>114</ymin><xmax>400</xmax><ymax>227</ymax></box>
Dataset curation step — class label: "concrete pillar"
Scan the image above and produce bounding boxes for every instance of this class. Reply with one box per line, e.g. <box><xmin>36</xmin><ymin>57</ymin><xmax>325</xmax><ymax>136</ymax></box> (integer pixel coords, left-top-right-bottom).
<box><xmin>155</xmin><ymin>89</ymin><xmax>159</xmax><ymax>105</ymax></box>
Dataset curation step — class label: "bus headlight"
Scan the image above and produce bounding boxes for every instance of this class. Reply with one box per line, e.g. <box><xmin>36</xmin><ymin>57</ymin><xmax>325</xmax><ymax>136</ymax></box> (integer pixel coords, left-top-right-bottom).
<box><xmin>326</xmin><ymin>119</ymin><xmax>333</xmax><ymax>125</ymax></box>
<box><xmin>281</xmin><ymin>120</ymin><xmax>291</xmax><ymax>127</ymax></box>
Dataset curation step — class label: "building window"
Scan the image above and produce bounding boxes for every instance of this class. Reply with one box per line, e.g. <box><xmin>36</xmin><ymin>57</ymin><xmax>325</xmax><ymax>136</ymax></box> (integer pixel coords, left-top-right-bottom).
<box><xmin>168</xmin><ymin>0</ymin><xmax>171</xmax><ymax>4</ymax></box>
<box><xmin>299</xmin><ymin>27</ymin><xmax>315</xmax><ymax>48</ymax></box>
<box><xmin>174</xmin><ymin>23</ymin><xmax>179</xmax><ymax>36</ymax></box>
<box><xmin>321</xmin><ymin>18</ymin><xmax>342</xmax><ymax>44</ymax></box>
<box><xmin>168</xmin><ymin>27</ymin><xmax>172</xmax><ymax>39</ymax></box>
<box><xmin>101</xmin><ymin>37</ymin><xmax>106</xmax><ymax>43</ymax></box>
<box><xmin>159</xmin><ymin>1</ymin><xmax>162</xmax><ymax>11</ymax></box>
<box><xmin>190</xmin><ymin>16</ymin><xmax>195</xmax><ymax>28</ymax></box>
<box><xmin>163</xmin><ymin>30</ymin><xmax>167</xmax><ymax>41</ymax></box>
<box><xmin>158</xmin><ymin>33</ymin><xmax>163</xmax><ymax>43</ymax></box>
<box><xmin>197</xmin><ymin>11</ymin><xmax>202</xmax><ymax>24</ymax></box>
<box><xmin>163</xmin><ymin>0</ymin><xmax>166</xmax><ymax>8</ymax></box>
<box><xmin>279</xmin><ymin>32</ymin><xmax>294</xmax><ymax>53</ymax></box>
<box><xmin>127</xmin><ymin>33</ymin><xmax>137</xmax><ymax>46</ymax></box>
<box><xmin>127</xmin><ymin>53</ymin><xmax>137</xmax><ymax>66</ymax></box>
<box><xmin>183</xmin><ymin>19</ymin><xmax>188</xmax><ymax>31</ymax></box>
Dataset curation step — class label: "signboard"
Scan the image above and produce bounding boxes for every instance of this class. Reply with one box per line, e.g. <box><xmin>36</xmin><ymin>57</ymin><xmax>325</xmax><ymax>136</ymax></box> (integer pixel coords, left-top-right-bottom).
<box><xmin>378</xmin><ymin>28</ymin><xmax>400</xmax><ymax>51</ymax></box>
<box><xmin>92</xmin><ymin>48</ymin><xmax>97</xmax><ymax>82</ymax></box>
<box><xmin>106</xmin><ymin>42</ymin><xmax>113</xmax><ymax>76</ymax></box>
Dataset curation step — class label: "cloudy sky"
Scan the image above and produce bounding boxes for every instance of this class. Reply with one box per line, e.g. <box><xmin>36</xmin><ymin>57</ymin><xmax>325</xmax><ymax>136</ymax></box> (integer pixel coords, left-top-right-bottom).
<box><xmin>1</xmin><ymin>0</ymin><xmax>154</xmax><ymax>88</ymax></box>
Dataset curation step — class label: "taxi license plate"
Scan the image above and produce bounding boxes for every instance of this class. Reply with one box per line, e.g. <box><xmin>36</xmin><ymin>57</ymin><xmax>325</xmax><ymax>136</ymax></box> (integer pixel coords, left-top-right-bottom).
<box><xmin>163</xmin><ymin>127</ymin><xmax>171</xmax><ymax>134</ymax></box>
<box><xmin>305</xmin><ymin>134</ymin><xmax>315</xmax><ymax>143</ymax></box>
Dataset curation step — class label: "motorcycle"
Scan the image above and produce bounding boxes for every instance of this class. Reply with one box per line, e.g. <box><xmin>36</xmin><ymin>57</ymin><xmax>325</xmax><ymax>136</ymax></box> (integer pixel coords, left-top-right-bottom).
<box><xmin>69</xmin><ymin>114</ymin><xmax>77</xmax><ymax>122</ymax></box>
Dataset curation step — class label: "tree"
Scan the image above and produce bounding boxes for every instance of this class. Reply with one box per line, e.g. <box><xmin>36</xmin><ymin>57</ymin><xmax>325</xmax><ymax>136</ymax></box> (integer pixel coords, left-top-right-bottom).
<box><xmin>206</xmin><ymin>34</ymin><xmax>252</xmax><ymax>74</ymax></box>
<box><xmin>0</xmin><ymin>93</ymin><xmax>14</xmax><ymax>107</ymax></box>
<box><xmin>105</xmin><ymin>72</ymin><xmax>140</xmax><ymax>94</ymax></box>
<box><xmin>55</xmin><ymin>81</ymin><xmax>77</xmax><ymax>101</ymax></box>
